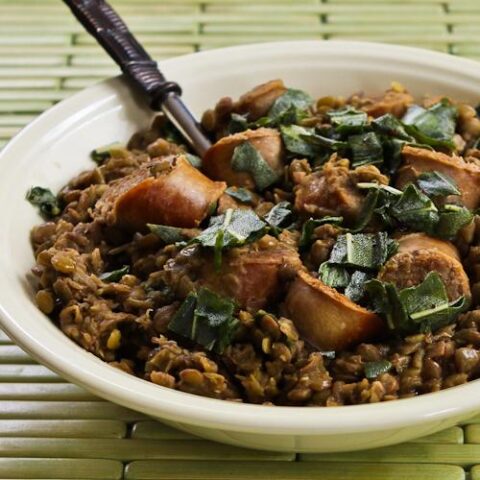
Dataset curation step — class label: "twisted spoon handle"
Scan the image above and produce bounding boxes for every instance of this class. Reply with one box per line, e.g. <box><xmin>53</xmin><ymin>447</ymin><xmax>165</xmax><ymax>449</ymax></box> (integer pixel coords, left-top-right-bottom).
<box><xmin>63</xmin><ymin>0</ymin><xmax>211</xmax><ymax>156</ymax></box>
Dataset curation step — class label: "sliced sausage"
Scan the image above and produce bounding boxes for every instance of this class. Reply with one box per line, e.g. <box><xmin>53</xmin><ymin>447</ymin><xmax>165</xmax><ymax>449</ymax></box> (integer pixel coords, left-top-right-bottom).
<box><xmin>200</xmin><ymin>235</ymin><xmax>301</xmax><ymax>311</ymax></box>
<box><xmin>397</xmin><ymin>146</ymin><xmax>480</xmax><ymax>210</ymax></box>
<box><xmin>234</xmin><ymin>79</ymin><xmax>287</xmax><ymax>121</ymax></box>
<box><xmin>95</xmin><ymin>156</ymin><xmax>225</xmax><ymax>231</ymax></box>
<box><xmin>378</xmin><ymin>233</ymin><xmax>471</xmax><ymax>301</ymax></box>
<box><xmin>294</xmin><ymin>156</ymin><xmax>387</xmax><ymax>224</ymax></box>
<box><xmin>202</xmin><ymin>128</ymin><xmax>284</xmax><ymax>188</ymax></box>
<box><xmin>284</xmin><ymin>270</ymin><xmax>384</xmax><ymax>351</ymax></box>
<box><xmin>361</xmin><ymin>88</ymin><xmax>414</xmax><ymax>118</ymax></box>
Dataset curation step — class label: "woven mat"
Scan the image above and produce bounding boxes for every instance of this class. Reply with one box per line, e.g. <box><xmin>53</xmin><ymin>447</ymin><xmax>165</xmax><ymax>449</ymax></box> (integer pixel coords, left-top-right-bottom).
<box><xmin>2</xmin><ymin>0</ymin><xmax>480</xmax><ymax>478</ymax></box>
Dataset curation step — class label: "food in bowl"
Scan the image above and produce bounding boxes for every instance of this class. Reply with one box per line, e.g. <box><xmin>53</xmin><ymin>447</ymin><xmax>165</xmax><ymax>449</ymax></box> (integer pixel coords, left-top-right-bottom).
<box><xmin>27</xmin><ymin>79</ymin><xmax>480</xmax><ymax>406</ymax></box>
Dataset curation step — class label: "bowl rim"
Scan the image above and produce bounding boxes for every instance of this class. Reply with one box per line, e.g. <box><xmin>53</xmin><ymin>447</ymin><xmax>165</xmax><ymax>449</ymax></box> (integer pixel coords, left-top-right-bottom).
<box><xmin>2</xmin><ymin>39</ymin><xmax>480</xmax><ymax>435</ymax></box>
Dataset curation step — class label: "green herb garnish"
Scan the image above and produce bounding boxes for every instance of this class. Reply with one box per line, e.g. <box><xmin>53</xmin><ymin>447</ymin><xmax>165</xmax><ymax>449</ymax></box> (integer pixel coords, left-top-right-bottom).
<box><xmin>299</xmin><ymin>216</ymin><xmax>343</xmax><ymax>248</ymax></box>
<box><xmin>328</xmin><ymin>106</ymin><xmax>368</xmax><ymax>134</ymax></box>
<box><xmin>348</xmin><ymin>131</ymin><xmax>384</xmax><ymax>167</ymax></box>
<box><xmin>319</xmin><ymin>263</ymin><xmax>351</xmax><ymax>288</ymax></box>
<box><xmin>26</xmin><ymin>186</ymin><xmax>61</xmax><ymax>219</ymax></box>
<box><xmin>366</xmin><ymin>272</ymin><xmax>469</xmax><ymax>334</ymax></box>
<box><xmin>402</xmin><ymin>100</ymin><xmax>457</xmax><ymax>150</ymax></box>
<box><xmin>148</xmin><ymin>224</ymin><xmax>187</xmax><ymax>244</ymax></box>
<box><xmin>372</xmin><ymin>113</ymin><xmax>412</xmax><ymax>140</ymax></box>
<box><xmin>90</xmin><ymin>142</ymin><xmax>125</xmax><ymax>165</ymax></box>
<box><xmin>416</xmin><ymin>171</ymin><xmax>461</xmax><ymax>197</ymax></box>
<box><xmin>327</xmin><ymin>232</ymin><xmax>398</xmax><ymax>271</ymax></box>
<box><xmin>231</xmin><ymin>141</ymin><xmax>280</xmax><ymax>191</ymax></box>
<box><xmin>364</xmin><ymin>360</ymin><xmax>392</xmax><ymax>379</ymax></box>
<box><xmin>100</xmin><ymin>265</ymin><xmax>130</xmax><ymax>283</ymax></box>
<box><xmin>390</xmin><ymin>184</ymin><xmax>440</xmax><ymax>233</ymax></box>
<box><xmin>168</xmin><ymin>288</ymin><xmax>238</xmax><ymax>353</ymax></box>
<box><xmin>436</xmin><ymin>204</ymin><xmax>473</xmax><ymax>239</ymax></box>
<box><xmin>266</xmin><ymin>88</ymin><xmax>313</xmax><ymax>125</ymax></box>
<box><xmin>344</xmin><ymin>270</ymin><xmax>372</xmax><ymax>303</ymax></box>
<box><xmin>264</xmin><ymin>201</ymin><xmax>293</xmax><ymax>234</ymax></box>
<box><xmin>225</xmin><ymin>187</ymin><xmax>253</xmax><ymax>204</ymax></box>
<box><xmin>184</xmin><ymin>153</ymin><xmax>202</xmax><ymax>168</ymax></box>
<box><xmin>190</xmin><ymin>208</ymin><xmax>266</xmax><ymax>269</ymax></box>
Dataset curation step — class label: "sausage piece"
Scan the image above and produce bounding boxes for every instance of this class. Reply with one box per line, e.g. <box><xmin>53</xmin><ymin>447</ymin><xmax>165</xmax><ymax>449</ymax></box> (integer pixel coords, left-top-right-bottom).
<box><xmin>397</xmin><ymin>146</ymin><xmax>480</xmax><ymax>210</ymax></box>
<box><xmin>200</xmin><ymin>235</ymin><xmax>302</xmax><ymax>311</ymax></box>
<box><xmin>95</xmin><ymin>156</ymin><xmax>226</xmax><ymax>230</ymax></box>
<box><xmin>234</xmin><ymin>79</ymin><xmax>287</xmax><ymax>121</ymax></box>
<box><xmin>202</xmin><ymin>128</ymin><xmax>284</xmax><ymax>188</ymax></box>
<box><xmin>378</xmin><ymin>233</ymin><xmax>471</xmax><ymax>301</ymax></box>
<box><xmin>294</xmin><ymin>157</ymin><xmax>387</xmax><ymax>224</ymax></box>
<box><xmin>284</xmin><ymin>270</ymin><xmax>384</xmax><ymax>351</ymax></box>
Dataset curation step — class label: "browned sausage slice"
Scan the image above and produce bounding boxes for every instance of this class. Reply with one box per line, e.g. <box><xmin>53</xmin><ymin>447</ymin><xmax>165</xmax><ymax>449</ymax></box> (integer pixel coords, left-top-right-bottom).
<box><xmin>284</xmin><ymin>270</ymin><xmax>384</xmax><ymax>351</ymax></box>
<box><xmin>95</xmin><ymin>156</ymin><xmax>226</xmax><ymax>230</ymax></box>
<box><xmin>234</xmin><ymin>79</ymin><xmax>287</xmax><ymax>121</ymax></box>
<box><xmin>200</xmin><ymin>235</ymin><xmax>301</xmax><ymax>311</ymax></box>
<box><xmin>397</xmin><ymin>146</ymin><xmax>480</xmax><ymax>210</ymax></box>
<box><xmin>202</xmin><ymin>128</ymin><xmax>284</xmax><ymax>188</ymax></box>
<box><xmin>378</xmin><ymin>233</ymin><xmax>471</xmax><ymax>301</ymax></box>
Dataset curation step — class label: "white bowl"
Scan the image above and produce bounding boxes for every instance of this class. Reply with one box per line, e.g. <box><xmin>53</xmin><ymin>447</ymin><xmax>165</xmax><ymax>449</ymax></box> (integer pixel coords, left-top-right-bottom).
<box><xmin>1</xmin><ymin>40</ymin><xmax>480</xmax><ymax>453</ymax></box>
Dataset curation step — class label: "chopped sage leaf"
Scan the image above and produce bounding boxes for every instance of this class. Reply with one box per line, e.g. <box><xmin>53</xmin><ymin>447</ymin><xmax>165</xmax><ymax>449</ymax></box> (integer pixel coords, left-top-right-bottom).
<box><xmin>148</xmin><ymin>224</ymin><xmax>187</xmax><ymax>244</ymax></box>
<box><xmin>390</xmin><ymin>184</ymin><xmax>439</xmax><ymax>233</ymax></box>
<box><xmin>228</xmin><ymin>113</ymin><xmax>249</xmax><ymax>134</ymax></box>
<box><xmin>190</xmin><ymin>208</ymin><xmax>266</xmax><ymax>269</ymax></box>
<box><xmin>371</xmin><ymin>113</ymin><xmax>412</xmax><ymax>140</ymax></box>
<box><xmin>328</xmin><ymin>106</ymin><xmax>368</xmax><ymax>134</ymax></box>
<box><xmin>344</xmin><ymin>270</ymin><xmax>372</xmax><ymax>302</ymax></box>
<box><xmin>319</xmin><ymin>263</ymin><xmax>351</xmax><ymax>288</ymax></box>
<box><xmin>225</xmin><ymin>187</ymin><xmax>253</xmax><ymax>204</ymax></box>
<box><xmin>436</xmin><ymin>204</ymin><xmax>474</xmax><ymax>239</ymax></box>
<box><xmin>364</xmin><ymin>360</ymin><xmax>392</xmax><ymax>379</ymax></box>
<box><xmin>264</xmin><ymin>201</ymin><xmax>293</xmax><ymax>234</ymax></box>
<box><xmin>402</xmin><ymin>100</ymin><xmax>457</xmax><ymax>150</ymax></box>
<box><xmin>184</xmin><ymin>153</ymin><xmax>202</xmax><ymax>168</ymax></box>
<box><xmin>348</xmin><ymin>131</ymin><xmax>383</xmax><ymax>167</ymax></box>
<box><xmin>168</xmin><ymin>288</ymin><xmax>238</xmax><ymax>353</ymax></box>
<box><xmin>231</xmin><ymin>141</ymin><xmax>280</xmax><ymax>191</ymax></box>
<box><xmin>327</xmin><ymin>232</ymin><xmax>398</xmax><ymax>270</ymax></box>
<box><xmin>299</xmin><ymin>216</ymin><xmax>343</xmax><ymax>248</ymax></box>
<box><xmin>280</xmin><ymin>124</ymin><xmax>318</xmax><ymax>157</ymax></box>
<box><xmin>417</xmin><ymin>171</ymin><xmax>460</xmax><ymax>197</ymax></box>
<box><xmin>26</xmin><ymin>186</ymin><xmax>61</xmax><ymax>219</ymax></box>
<box><xmin>267</xmin><ymin>88</ymin><xmax>313</xmax><ymax>125</ymax></box>
<box><xmin>90</xmin><ymin>142</ymin><xmax>125</xmax><ymax>164</ymax></box>
<box><xmin>366</xmin><ymin>272</ymin><xmax>469</xmax><ymax>334</ymax></box>
<box><xmin>100</xmin><ymin>265</ymin><xmax>130</xmax><ymax>283</ymax></box>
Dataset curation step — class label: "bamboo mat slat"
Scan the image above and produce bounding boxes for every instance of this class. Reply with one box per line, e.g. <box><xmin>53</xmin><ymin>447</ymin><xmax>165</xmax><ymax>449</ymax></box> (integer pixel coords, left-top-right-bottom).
<box><xmin>2</xmin><ymin>0</ymin><xmax>480</xmax><ymax>479</ymax></box>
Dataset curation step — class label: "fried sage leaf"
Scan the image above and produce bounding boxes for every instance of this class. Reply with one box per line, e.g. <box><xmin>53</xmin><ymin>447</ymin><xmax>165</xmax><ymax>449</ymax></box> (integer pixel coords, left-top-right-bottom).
<box><xmin>190</xmin><ymin>208</ymin><xmax>266</xmax><ymax>269</ymax></box>
<box><xmin>26</xmin><ymin>186</ymin><xmax>61</xmax><ymax>219</ymax></box>
<box><xmin>168</xmin><ymin>288</ymin><xmax>238</xmax><ymax>353</ymax></box>
<box><xmin>100</xmin><ymin>266</ymin><xmax>130</xmax><ymax>283</ymax></box>
<box><xmin>231</xmin><ymin>141</ymin><xmax>280</xmax><ymax>191</ymax></box>
<box><xmin>263</xmin><ymin>201</ymin><xmax>294</xmax><ymax>234</ymax></box>
<box><xmin>148</xmin><ymin>224</ymin><xmax>187</xmax><ymax>244</ymax></box>
<box><xmin>416</xmin><ymin>171</ymin><xmax>460</xmax><ymax>197</ymax></box>
<box><xmin>225</xmin><ymin>187</ymin><xmax>254</xmax><ymax>204</ymax></box>
<box><xmin>299</xmin><ymin>216</ymin><xmax>343</xmax><ymax>248</ymax></box>
<box><xmin>348</xmin><ymin>131</ymin><xmax>384</xmax><ymax>167</ymax></box>
<box><xmin>365</xmin><ymin>272</ymin><xmax>469</xmax><ymax>334</ymax></box>
<box><xmin>327</xmin><ymin>232</ymin><xmax>398</xmax><ymax>271</ymax></box>
<box><xmin>364</xmin><ymin>360</ymin><xmax>392</xmax><ymax>379</ymax></box>
<box><xmin>328</xmin><ymin>106</ymin><xmax>368</xmax><ymax>134</ymax></box>
<box><xmin>402</xmin><ymin>100</ymin><xmax>457</xmax><ymax>150</ymax></box>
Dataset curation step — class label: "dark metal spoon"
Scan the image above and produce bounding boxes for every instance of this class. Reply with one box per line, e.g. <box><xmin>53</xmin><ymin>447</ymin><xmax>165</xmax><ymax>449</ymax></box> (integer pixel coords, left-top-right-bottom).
<box><xmin>63</xmin><ymin>0</ymin><xmax>212</xmax><ymax>156</ymax></box>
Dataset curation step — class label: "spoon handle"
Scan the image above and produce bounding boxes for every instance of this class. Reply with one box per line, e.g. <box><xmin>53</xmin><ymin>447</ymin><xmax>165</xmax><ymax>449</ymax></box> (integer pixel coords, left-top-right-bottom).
<box><xmin>63</xmin><ymin>0</ymin><xmax>211</xmax><ymax>156</ymax></box>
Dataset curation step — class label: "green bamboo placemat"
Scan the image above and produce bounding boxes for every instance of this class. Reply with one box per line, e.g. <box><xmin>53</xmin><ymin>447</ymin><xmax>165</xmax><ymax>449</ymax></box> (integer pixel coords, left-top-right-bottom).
<box><xmin>2</xmin><ymin>0</ymin><xmax>480</xmax><ymax>478</ymax></box>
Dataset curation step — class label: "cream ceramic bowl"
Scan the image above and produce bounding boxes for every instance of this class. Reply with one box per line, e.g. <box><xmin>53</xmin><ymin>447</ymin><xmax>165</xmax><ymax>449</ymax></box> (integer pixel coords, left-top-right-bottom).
<box><xmin>1</xmin><ymin>41</ymin><xmax>480</xmax><ymax>453</ymax></box>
